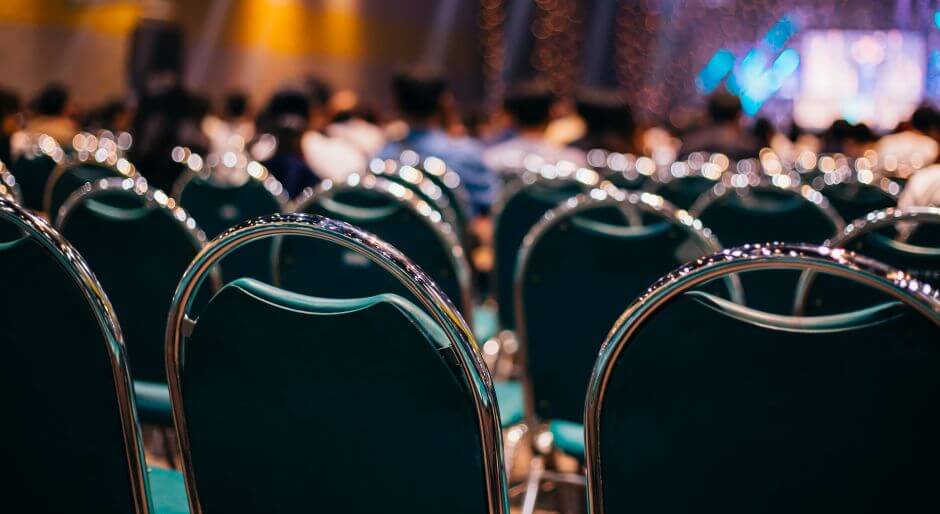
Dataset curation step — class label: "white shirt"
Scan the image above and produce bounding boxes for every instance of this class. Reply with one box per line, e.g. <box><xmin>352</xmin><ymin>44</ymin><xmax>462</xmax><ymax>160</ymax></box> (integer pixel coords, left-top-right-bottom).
<box><xmin>202</xmin><ymin>115</ymin><xmax>255</xmax><ymax>155</ymax></box>
<box><xmin>301</xmin><ymin>131</ymin><xmax>366</xmax><ymax>183</ymax></box>
<box><xmin>326</xmin><ymin>119</ymin><xmax>385</xmax><ymax>158</ymax></box>
<box><xmin>899</xmin><ymin>165</ymin><xmax>940</xmax><ymax>209</ymax></box>
<box><xmin>875</xmin><ymin>131</ymin><xmax>938</xmax><ymax>172</ymax></box>
<box><xmin>483</xmin><ymin>135</ymin><xmax>587</xmax><ymax>175</ymax></box>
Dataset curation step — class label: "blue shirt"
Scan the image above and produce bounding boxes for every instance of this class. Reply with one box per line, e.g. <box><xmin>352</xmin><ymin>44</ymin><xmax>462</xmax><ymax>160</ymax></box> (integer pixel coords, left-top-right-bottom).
<box><xmin>378</xmin><ymin>129</ymin><xmax>496</xmax><ymax>215</ymax></box>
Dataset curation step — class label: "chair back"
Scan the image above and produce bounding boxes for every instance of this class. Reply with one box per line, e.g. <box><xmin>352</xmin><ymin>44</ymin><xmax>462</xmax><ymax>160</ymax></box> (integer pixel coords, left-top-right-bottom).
<box><xmin>0</xmin><ymin>163</ymin><xmax>21</xmax><ymax>203</ymax></box>
<box><xmin>645</xmin><ymin>152</ymin><xmax>733</xmax><ymax>208</ymax></box>
<box><xmin>280</xmin><ymin>174</ymin><xmax>472</xmax><ymax>316</ymax></box>
<box><xmin>0</xmin><ymin>198</ymin><xmax>155</xmax><ymax>513</ymax></box>
<box><xmin>586</xmin><ymin>243</ymin><xmax>940</xmax><ymax>514</ymax></box>
<box><xmin>493</xmin><ymin>165</ymin><xmax>599</xmax><ymax>329</ymax></box>
<box><xmin>690</xmin><ymin>176</ymin><xmax>845</xmax><ymax>312</ymax></box>
<box><xmin>44</xmin><ymin>151</ymin><xmax>139</xmax><ymax>218</ymax></box>
<box><xmin>56</xmin><ymin>177</ymin><xmax>209</xmax><ymax>383</ymax></box>
<box><xmin>516</xmin><ymin>187</ymin><xmax>736</xmax><ymax>426</ymax></box>
<box><xmin>796</xmin><ymin>207</ymin><xmax>940</xmax><ymax>315</ymax></box>
<box><xmin>10</xmin><ymin>134</ymin><xmax>64</xmax><ymax>210</ymax></box>
<box><xmin>369</xmin><ymin>156</ymin><xmax>463</xmax><ymax>237</ymax></box>
<box><xmin>813</xmin><ymin>166</ymin><xmax>901</xmax><ymax>222</ymax></box>
<box><xmin>173</xmin><ymin>161</ymin><xmax>287</xmax><ymax>283</ymax></box>
<box><xmin>590</xmin><ymin>150</ymin><xmax>652</xmax><ymax>190</ymax></box>
<box><xmin>165</xmin><ymin>214</ymin><xmax>508</xmax><ymax>514</ymax></box>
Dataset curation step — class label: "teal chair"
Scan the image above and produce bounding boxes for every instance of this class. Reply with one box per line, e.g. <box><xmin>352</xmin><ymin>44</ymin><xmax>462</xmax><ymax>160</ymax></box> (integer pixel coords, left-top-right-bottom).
<box><xmin>173</xmin><ymin>164</ymin><xmax>287</xmax><ymax>284</ymax></box>
<box><xmin>690</xmin><ymin>176</ymin><xmax>845</xmax><ymax>313</ymax></box>
<box><xmin>0</xmin><ymin>197</ymin><xmax>188</xmax><ymax>513</ymax></box>
<box><xmin>814</xmin><ymin>170</ymin><xmax>900</xmax><ymax>223</ymax></box>
<box><xmin>55</xmin><ymin>177</ymin><xmax>215</xmax><ymax>424</ymax></box>
<box><xmin>592</xmin><ymin>150</ymin><xmax>651</xmax><ymax>190</ymax></box>
<box><xmin>165</xmin><ymin>214</ymin><xmax>509</xmax><ymax>513</ymax></box>
<box><xmin>645</xmin><ymin>153</ymin><xmax>731</xmax><ymax>209</ymax></box>
<box><xmin>514</xmin><ymin>186</ymin><xmax>738</xmax><ymax>513</ymax></box>
<box><xmin>10</xmin><ymin>136</ymin><xmax>60</xmax><ymax>210</ymax></box>
<box><xmin>369</xmin><ymin>156</ymin><xmax>463</xmax><ymax>240</ymax></box>
<box><xmin>585</xmin><ymin>243</ymin><xmax>940</xmax><ymax>514</ymax></box>
<box><xmin>0</xmin><ymin>163</ymin><xmax>21</xmax><ymax>203</ymax></box>
<box><xmin>281</xmin><ymin>174</ymin><xmax>473</xmax><ymax>317</ymax></box>
<box><xmin>493</xmin><ymin>168</ymin><xmax>598</xmax><ymax>331</ymax></box>
<box><xmin>796</xmin><ymin>207</ymin><xmax>940</xmax><ymax>315</ymax></box>
<box><xmin>44</xmin><ymin>152</ymin><xmax>139</xmax><ymax>219</ymax></box>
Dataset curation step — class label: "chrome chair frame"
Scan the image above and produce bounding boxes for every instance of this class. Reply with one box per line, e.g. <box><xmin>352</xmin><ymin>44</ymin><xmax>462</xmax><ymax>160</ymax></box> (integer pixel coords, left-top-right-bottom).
<box><xmin>794</xmin><ymin>207</ymin><xmax>940</xmax><ymax>314</ymax></box>
<box><xmin>0</xmin><ymin>162</ymin><xmax>21</xmax><ymax>203</ymax></box>
<box><xmin>42</xmin><ymin>149</ymin><xmax>140</xmax><ymax>216</ymax></box>
<box><xmin>688</xmin><ymin>174</ymin><xmax>847</xmax><ymax>237</ymax></box>
<box><xmin>0</xmin><ymin>197</ymin><xmax>153</xmax><ymax>514</ymax></box>
<box><xmin>368</xmin><ymin>156</ymin><xmax>464</xmax><ymax>236</ymax></box>
<box><xmin>644</xmin><ymin>151</ymin><xmax>742</xmax><ymax>191</ymax></box>
<box><xmin>586</xmin><ymin>150</ymin><xmax>654</xmax><ymax>188</ymax></box>
<box><xmin>388</xmin><ymin>150</ymin><xmax>475</xmax><ymax>225</ymax></box>
<box><xmin>513</xmin><ymin>185</ymin><xmax>740</xmax><ymax>514</ymax></box>
<box><xmin>584</xmin><ymin>242</ymin><xmax>940</xmax><ymax>513</ymax></box>
<box><xmin>170</xmin><ymin>156</ymin><xmax>290</xmax><ymax>212</ymax></box>
<box><xmin>164</xmin><ymin>213</ymin><xmax>510</xmax><ymax>514</ymax></box>
<box><xmin>284</xmin><ymin>173</ymin><xmax>474</xmax><ymax>317</ymax></box>
<box><xmin>811</xmin><ymin>166</ymin><xmax>902</xmax><ymax>201</ymax></box>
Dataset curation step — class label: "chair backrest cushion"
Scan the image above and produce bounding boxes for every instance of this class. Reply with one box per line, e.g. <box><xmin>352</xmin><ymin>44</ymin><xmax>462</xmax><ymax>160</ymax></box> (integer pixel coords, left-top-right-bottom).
<box><xmin>11</xmin><ymin>154</ymin><xmax>56</xmax><ymax>210</ymax></box>
<box><xmin>181</xmin><ymin>278</ymin><xmax>487</xmax><ymax>512</ymax></box>
<box><xmin>49</xmin><ymin>163</ymin><xmax>118</xmax><ymax>217</ymax></box>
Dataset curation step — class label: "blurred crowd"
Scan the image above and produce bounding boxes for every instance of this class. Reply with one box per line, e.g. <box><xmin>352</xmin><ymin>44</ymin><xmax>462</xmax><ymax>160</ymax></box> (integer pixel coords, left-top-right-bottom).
<box><xmin>3</xmin><ymin>70</ymin><xmax>940</xmax><ymax>219</ymax></box>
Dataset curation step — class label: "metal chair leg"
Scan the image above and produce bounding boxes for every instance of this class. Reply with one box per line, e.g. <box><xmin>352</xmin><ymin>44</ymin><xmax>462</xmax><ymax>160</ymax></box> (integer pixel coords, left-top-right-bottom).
<box><xmin>521</xmin><ymin>455</ymin><xmax>545</xmax><ymax>514</ymax></box>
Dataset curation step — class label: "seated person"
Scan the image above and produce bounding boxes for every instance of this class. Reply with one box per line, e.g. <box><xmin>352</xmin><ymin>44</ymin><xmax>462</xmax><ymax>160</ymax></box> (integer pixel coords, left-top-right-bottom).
<box><xmin>677</xmin><ymin>90</ymin><xmax>761</xmax><ymax>161</ymax></box>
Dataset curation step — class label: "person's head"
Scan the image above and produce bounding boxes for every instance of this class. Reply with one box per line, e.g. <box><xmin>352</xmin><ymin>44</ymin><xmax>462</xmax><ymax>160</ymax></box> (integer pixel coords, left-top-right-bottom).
<box><xmin>752</xmin><ymin>117</ymin><xmax>774</xmax><ymax>148</ymax></box>
<box><xmin>392</xmin><ymin>68</ymin><xmax>447</xmax><ymax>123</ymax></box>
<box><xmin>575</xmin><ymin>87</ymin><xmax>634</xmax><ymax>136</ymax></box>
<box><xmin>910</xmin><ymin>105</ymin><xmax>940</xmax><ymax>135</ymax></box>
<box><xmin>87</xmin><ymin>100</ymin><xmax>130</xmax><ymax>132</ymax></box>
<box><xmin>706</xmin><ymin>90</ymin><xmax>742</xmax><ymax>124</ymax></box>
<box><xmin>186</xmin><ymin>93</ymin><xmax>211</xmax><ymax>122</ymax></box>
<box><xmin>263</xmin><ymin>89</ymin><xmax>310</xmax><ymax>153</ymax></box>
<box><xmin>224</xmin><ymin>93</ymin><xmax>249</xmax><ymax>119</ymax></box>
<box><xmin>503</xmin><ymin>80</ymin><xmax>556</xmax><ymax>130</ymax></box>
<box><xmin>822</xmin><ymin>119</ymin><xmax>853</xmax><ymax>153</ymax></box>
<box><xmin>31</xmin><ymin>83</ymin><xmax>70</xmax><ymax>117</ymax></box>
<box><xmin>0</xmin><ymin>88</ymin><xmax>21</xmax><ymax>134</ymax></box>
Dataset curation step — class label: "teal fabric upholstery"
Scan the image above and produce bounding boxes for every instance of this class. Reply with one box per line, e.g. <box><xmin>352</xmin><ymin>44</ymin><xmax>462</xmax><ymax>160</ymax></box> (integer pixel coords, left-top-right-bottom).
<box><xmin>520</xmin><ymin>208</ymin><xmax>723</xmax><ymax>428</ymax></box>
<box><xmin>697</xmin><ymin>190</ymin><xmax>839</xmax><ymax>313</ymax></box>
<box><xmin>178</xmin><ymin>278</ymin><xmax>489</xmax><ymax>512</ymax></box>
<box><xmin>148</xmin><ymin>467</ymin><xmax>190</xmax><ymax>514</ymax></box>
<box><xmin>494</xmin><ymin>181</ymin><xmax>582</xmax><ymax>330</ymax></box>
<box><xmin>60</xmin><ymin>193</ymin><xmax>201</xmax><ymax>383</ymax></box>
<box><xmin>549</xmin><ymin>420</ymin><xmax>584</xmax><ymax>460</ymax></box>
<box><xmin>595</xmin><ymin>289</ymin><xmax>940</xmax><ymax>513</ymax></box>
<box><xmin>652</xmin><ymin>176</ymin><xmax>715</xmax><ymax>209</ymax></box>
<box><xmin>48</xmin><ymin>163</ymin><xmax>120</xmax><ymax>218</ymax></box>
<box><xmin>494</xmin><ymin>380</ymin><xmax>523</xmax><ymax>427</ymax></box>
<box><xmin>177</xmin><ymin>177</ymin><xmax>281</xmax><ymax>284</ymax></box>
<box><xmin>472</xmin><ymin>303</ymin><xmax>498</xmax><ymax>342</ymax></box>
<box><xmin>821</xmin><ymin>183</ymin><xmax>895</xmax><ymax>223</ymax></box>
<box><xmin>134</xmin><ymin>380</ymin><xmax>172</xmax><ymax>427</ymax></box>
<box><xmin>11</xmin><ymin>153</ymin><xmax>56</xmax><ymax>210</ymax></box>
<box><xmin>0</xmin><ymin>220</ymin><xmax>138</xmax><ymax>512</ymax></box>
<box><xmin>282</xmin><ymin>189</ymin><xmax>467</xmax><ymax>315</ymax></box>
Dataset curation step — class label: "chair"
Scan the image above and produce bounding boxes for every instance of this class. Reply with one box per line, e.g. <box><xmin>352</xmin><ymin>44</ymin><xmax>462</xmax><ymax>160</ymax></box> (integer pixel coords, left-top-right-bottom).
<box><xmin>812</xmin><ymin>166</ymin><xmax>901</xmax><ymax>222</ymax></box>
<box><xmin>10</xmin><ymin>133</ymin><xmax>63</xmax><ymax>210</ymax></box>
<box><xmin>392</xmin><ymin>150</ymin><xmax>474</xmax><ymax>235</ymax></box>
<box><xmin>0</xmin><ymin>197</ymin><xmax>188</xmax><ymax>513</ymax></box>
<box><xmin>514</xmin><ymin>186</ymin><xmax>738</xmax><ymax>513</ymax></box>
<box><xmin>165</xmin><ymin>213</ymin><xmax>509</xmax><ymax>513</ymax></box>
<box><xmin>796</xmin><ymin>207</ymin><xmax>940</xmax><ymax>315</ymax></box>
<box><xmin>0</xmin><ymin>162</ymin><xmax>21</xmax><ymax>203</ymax></box>
<box><xmin>588</xmin><ymin>149</ymin><xmax>652</xmax><ymax>190</ymax></box>
<box><xmin>493</xmin><ymin>163</ymin><xmax>600</xmax><ymax>331</ymax></box>
<box><xmin>280</xmin><ymin>174</ymin><xmax>473</xmax><ymax>317</ymax></box>
<box><xmin>172</xmin><ymin>160</ymin><xmax>287</xmax><ymax>284</ymax></box>
<box><xmin>44</xmin><ymin>150</ymin><xmax>139</xmax><ymax>219</ymax></box>
<box><xmin>368</xmin><ymin>156</ymin><xmax>463</xmax><ymax>239</ymax></box>
<box><xmin>55</xmin><ymin>177</ymin><xmax>214</xmax><ymax>424</ymax></box>
<box><xmin>585</xmin><ymin>243</ymin><xmax>940</xmax><ymax>514</ymax></box>
<box><xmin>690</xmin><ymin>174</ymin><xmax>845</xmax><ymax>312</ymax></box>
<box><xmin>645</xmin><ymin>152</ymin><xmax>733</xmax><ymax>209</ymax></box>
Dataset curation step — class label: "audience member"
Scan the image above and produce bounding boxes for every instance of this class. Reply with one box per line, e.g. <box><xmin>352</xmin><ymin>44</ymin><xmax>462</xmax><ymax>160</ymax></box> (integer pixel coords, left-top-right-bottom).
<box><xmin>203</xmin><ymin>92</ymin><xmax>256</xmax><ymax>155</ymax></box>
<box><xmin>876</xmin><ymin>106</ymin><xmax>940</xmax><ymax>169</ymax></box>
<box><xmin>26</xmin><ymin>83</ymin><xmax>78</xmax><ymax>147</ymax></box>
<box><xmin>299</xmin><ymin>84</ymin><xmax>367</xmax><ymax>184</ymax></box>
<box><xmin>570</xmin><ymin>87</ymin><xmax>637</xmax><ymax>154</ymax></box>
<box><xmin>258</xmin><ymin>89</ymin><xmax>320</xmax><ymax>197</ymax></box>
<box><xmin>677</xmin><ymin>90</ymin><xmax>761</xmax><ymax>160</ymax></box>
<box><xmin>483</xmin><ymin>80</ymin><xmax>586</xmax><ymax>172</ymax></box>
<box><xmin>325</xmin><ymin>89</ymin><xmax>385</xmax><ymax>157</ymax></box>
<box><xmin>378</xmin><ymin>68</ymin><xmax>495</xmax><ymax>215</ymax></box>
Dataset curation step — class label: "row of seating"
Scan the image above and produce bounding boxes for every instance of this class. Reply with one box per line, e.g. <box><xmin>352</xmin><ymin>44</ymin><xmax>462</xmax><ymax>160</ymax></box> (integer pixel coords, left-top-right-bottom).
<box><xmin>3</xmin><ymin>195</ymin><xmax>938</xmax><ymax>513</ymax></box>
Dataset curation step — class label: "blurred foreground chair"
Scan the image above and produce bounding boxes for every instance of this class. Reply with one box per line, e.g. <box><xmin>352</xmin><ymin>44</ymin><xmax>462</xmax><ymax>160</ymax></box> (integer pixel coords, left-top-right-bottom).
<box><xmin>0</xmin><ymin>197</ymin><xmax>188</xmax><ymax>513</ymax></box>
<box><xmin>165</xmin><ymin>214</ymin><xmax>509</xmax><ymax>513</ymax></box>
<box><xmin>0</xmin><ymin>162</ymin><xmax>20</xmax><ymax>203</ymax></box>
<box><xmin>585</xmin><ymin>243</ymin><xmax>940</xmax><ymax>514</ymax></box>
